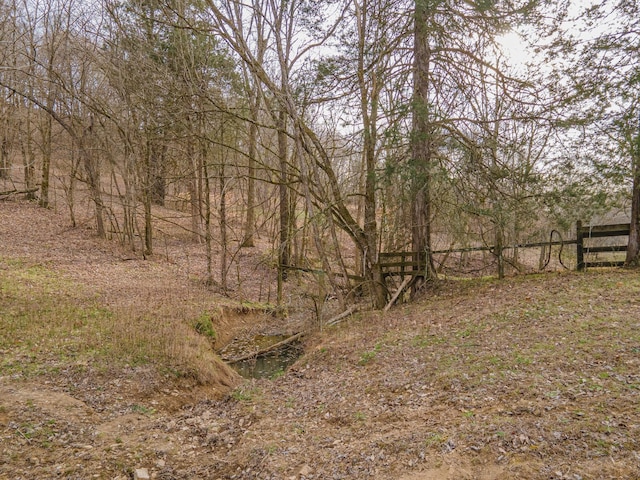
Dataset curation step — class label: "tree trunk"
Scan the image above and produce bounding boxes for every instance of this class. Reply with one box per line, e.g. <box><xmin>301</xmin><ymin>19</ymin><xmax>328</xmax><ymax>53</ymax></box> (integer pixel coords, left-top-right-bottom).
<box><xmin>121</xmin><ymin>146</ymin><xmax>136</xmax><ymax>250</ymax></box>
<box><xmin>66</xmin><ymin>145</ymin><xmax>80</xmax><ymax>228</ymax></box>
<box><xmin>242</xmin><ymin>89</ymin><xmax>259</xmax><ymax>248</ymax></box>
<box><xmin>39</xmin><ymin>114</ymin><xmax>52</xmax><ymax>208</ymax></box>
<box><xmin>142</xmin><ymin>142</ymin><xmax>153</xmax><ymax>255</ymax></box>
<box><xmin>21</xmin><ymin>108</ymin><xmax>36</xmax><ymax>199</ymax></box>
<box><xmin>356</xmin><ymin>0</ymin><xmax>386</xmax><ymax>308</ymax></box>
<box><xmin>149</xmin><ymin>140</ymin><xmax>166</xmax><ymax>206</ymax></box>
<box><xmin>277</xmin><ymin>108</ymin><xmax>290</xmax><ymax>304</ymax></box>
<box><xmin>143</xmin><ymin>188</ymin><xmax>153</xmax><ymax>255</ymax></box>
<box><xmin>219</xmin><ymin>128</ymin><xmax>228</xmax><ymax>292</ymax></box>
<box><xmin>495</xmin><ymin>225</ymin><xmax>504</xmax><ymax>279</ymax></box>
<box><xmin>187</xmin><ymin>140</ymin><xmax>202</xmax><ymax>242</ymax></box>
<box><xmin>626</xmin><ymin>149</ymin><xmax>640</xmax><ymax>265</ymax></box>
<box><xmin>81</xmin><ymin>144</ymin><xmax>105</xmax><ymax>238</ymax></box>
<box><xmin>0</xmin><ymin>98</ymin><xmax>8</xmax><ymax>180</ymax></box>
<box><xmin>0</xmin><ymin>138</ymin><xmax>9</xmax><ymax>180</ymax></box>
<box><xmin>81</xmin><ymin>121</ymin><xmax>106</xmax><ymax>238</ymax></box>
<box><xmin>538</xmin><ymin>242</ymin><xmax>547</xmax><ymax>270</ymax></box>
<box><xmin>201</xmin><ymin>118</ymin><xmax>214</xmax><ymax>286</ymax></box>
<box><xmin>410</xmin><ymin>0</ymin><xmax>437</xmax><ymax>297</ymax></box>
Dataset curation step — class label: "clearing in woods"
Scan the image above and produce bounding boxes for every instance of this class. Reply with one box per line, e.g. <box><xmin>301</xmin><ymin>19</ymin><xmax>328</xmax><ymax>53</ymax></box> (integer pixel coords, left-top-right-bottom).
<box><xmin>1</xmin><ymin>200</ymin><xmax>640</xmax><ymax>479</ymax></box>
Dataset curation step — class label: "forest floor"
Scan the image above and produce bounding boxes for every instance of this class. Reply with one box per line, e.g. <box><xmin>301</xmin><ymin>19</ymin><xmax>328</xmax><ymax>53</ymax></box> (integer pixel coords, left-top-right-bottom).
<box><xmin>1</xmin><ymin>199</ymin><xmax>640</xmax><ymax>479</ymax></box>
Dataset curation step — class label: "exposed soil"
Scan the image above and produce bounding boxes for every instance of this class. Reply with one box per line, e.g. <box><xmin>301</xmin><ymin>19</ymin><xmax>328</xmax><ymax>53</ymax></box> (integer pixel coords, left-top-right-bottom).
<box><xmin>2</xmin><ymin>199</ymin><xmax>640</xmax><ymax>479</ymax></box>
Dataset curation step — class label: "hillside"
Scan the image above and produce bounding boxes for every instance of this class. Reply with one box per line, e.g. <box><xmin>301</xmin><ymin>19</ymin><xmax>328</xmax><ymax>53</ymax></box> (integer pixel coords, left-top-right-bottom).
<box><xmin>1</xmin><ymin>200</ymin><xmax>639</xmax><ymax>479</ymax></box>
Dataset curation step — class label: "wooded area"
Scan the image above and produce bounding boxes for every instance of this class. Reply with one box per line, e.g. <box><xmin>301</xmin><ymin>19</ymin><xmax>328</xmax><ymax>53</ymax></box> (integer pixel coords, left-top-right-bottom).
<box><xmin>1</xmin><ymin>0</ymin><xmax>638</xmax><ymax>309</ymax></box>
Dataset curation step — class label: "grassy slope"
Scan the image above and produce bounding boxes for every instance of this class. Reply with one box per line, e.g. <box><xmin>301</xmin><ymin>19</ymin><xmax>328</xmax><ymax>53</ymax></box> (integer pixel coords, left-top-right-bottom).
<box><xmin>0</xmin><ymin>256</ymin><xmax>239</xmax><ymax>389</ymax></box>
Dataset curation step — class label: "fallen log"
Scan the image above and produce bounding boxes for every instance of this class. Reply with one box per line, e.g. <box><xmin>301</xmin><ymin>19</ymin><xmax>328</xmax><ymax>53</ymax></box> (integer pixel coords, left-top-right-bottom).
<box><xmin>325</xmin><ymin>306</ymin><xmax>359</xmax><ymax>327</ymax></box>
<box><xmin>383</xmin><ymin>276</ymin><xmax>412</xmax><ymax>313</ymax></box>
<box><xmin>225</xmin><ymin>332</ymin><xmax>305</xmax><ymax>364</ymax></box>
<box><xmin>0</xmin><ymin>187</ymin><xmax>38</xmax><ymax>198</ymax></box>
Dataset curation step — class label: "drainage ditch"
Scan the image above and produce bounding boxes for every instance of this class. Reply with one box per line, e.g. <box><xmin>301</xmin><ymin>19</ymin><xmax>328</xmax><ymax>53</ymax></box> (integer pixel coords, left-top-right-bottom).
<box><xmin>220</xmin><ymin>334</ymin><xmax>304</xmax><ymax>379</ymax></box>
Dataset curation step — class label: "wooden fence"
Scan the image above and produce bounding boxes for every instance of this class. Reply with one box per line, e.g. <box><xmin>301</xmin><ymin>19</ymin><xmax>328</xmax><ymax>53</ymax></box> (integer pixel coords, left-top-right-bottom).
<box><xmin>378</xmin><ymin>252</ymin><xmax>423</xmax><ymax>277</ymax></box>
<box><xmin>576</xmin><ymin>221</ymin><xmax>630</xmax><ymax>271</ymax></box>
<box><xmin>381</xmin><ymin>222</ymin><xmax>632</xmax><ymax>277</ymax></box>
<box><xmin>286</xmin><ymin>222</ymin><xmax>631</xmax><ymax>282</ymax></box>
<box><xmin>379</xmin><ymin>238</ymin><xmax>574</xmax><ymax>277</ymax></box>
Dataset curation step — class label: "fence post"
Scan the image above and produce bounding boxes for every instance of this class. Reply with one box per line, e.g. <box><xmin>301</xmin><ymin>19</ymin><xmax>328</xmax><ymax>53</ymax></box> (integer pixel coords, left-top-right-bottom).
<box><xmin>576</xmin><ymin>220</ymin><xmax>584</xmax><ymax>271</ymax></box>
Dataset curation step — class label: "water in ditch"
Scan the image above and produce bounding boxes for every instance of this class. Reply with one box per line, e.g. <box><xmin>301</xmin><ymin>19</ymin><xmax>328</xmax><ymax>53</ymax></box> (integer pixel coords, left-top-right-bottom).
<box><xmin>221</xmin><ymin>334</ymin><xmax>304</xmax><ymax>379</ymax></box>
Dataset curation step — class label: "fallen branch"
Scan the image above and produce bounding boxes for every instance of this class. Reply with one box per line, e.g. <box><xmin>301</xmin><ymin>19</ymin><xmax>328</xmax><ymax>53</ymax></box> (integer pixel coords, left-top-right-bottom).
<box><xmin>383</xmin><ymin>276</ymin><xmax>413</xmax><ymax>313</ymax></box>
<box><xmin>0</xmin><ymin>187</ymin><xmax>38</xmax><ymax>198</ymax></box>
<box><xmin>14</xmin><ymin>426</ymin><xmax>32</xmax><ymax>444</ymax></box>
<box><xmin>225</xmin><ymin>332</ymin><xmax>305</xmax><ymax>364</ymax></box>
<box><xmin>325</xmin><ymin>306</ymin><xmax>359</xmax><ymax>327</ymax></box>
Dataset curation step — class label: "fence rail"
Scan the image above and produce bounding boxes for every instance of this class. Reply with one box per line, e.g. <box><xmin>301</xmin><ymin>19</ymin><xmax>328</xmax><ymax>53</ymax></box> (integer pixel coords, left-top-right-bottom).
<box><xmin>379</xmin><ymin>252</ymin><xmax>422</xmax><ymax>277</ymax></box>
<box><xmin>286</xmin><ymin>222</ymin><xmax>631</xmax><ymax>283</ymax></box>
<box><xmin>576</xmin><ymin>221</ymin><xmax>630</xmax><ymax>271</ymax></box>
<box><xmin>379</xmin><ymin>238</ymin><xmax>577</xmax><ymax>277</ymax></box>
<box><xmin>381</xmin><ymin>222</ymin><xmax>632</xmax><ymax>277</ymax></box>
